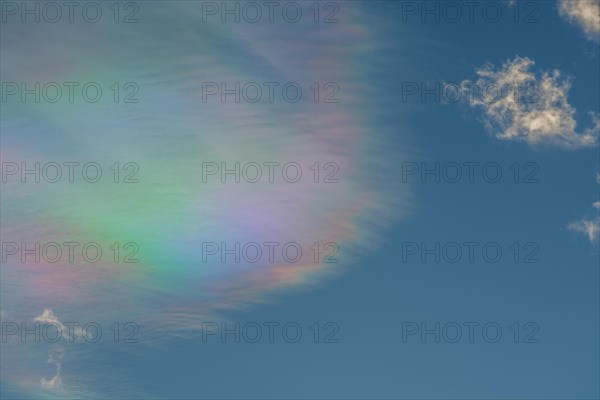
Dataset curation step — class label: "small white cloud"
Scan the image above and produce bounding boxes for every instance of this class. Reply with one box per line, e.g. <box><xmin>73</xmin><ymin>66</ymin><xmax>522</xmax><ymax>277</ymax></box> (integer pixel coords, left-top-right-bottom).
<box><xmin>33</xmin><ymin>309</ymin><xmax>84</xmax><ymax>342</ymax></box>
<box><xmin>558</xmin><ymin>0</ymin><xmax>600</xmax><ymax>41</ymax></box>
<box><xmin>462</xmin><ymin>56</ymin><xmax>599</xmax><ymax>149</ymax></box>
<box><xmin>41</xmin><ymin>348</ymin><xmax>64</xmax><ymax>390</ymax></box>
<box><xmin>568</xmin><ymin>177</ymin><xmax>600</xmax><ymax>244</ymax></box>
<box><xmin>568</xmin><ymin>218</ymin><xmax>600</xmax><ymax>243</ymax></box>
<box><xmin>34</xmin><ymin>310</ymin><xmax>81</xmax><ymax>392</ymax></box>
<box><xmin>34</xmin><ymin>309</ymin><xmax>63</xmax><ymax>326</ymax></box>
<box><xmin>35</xmin><ymin>311</ymin><xmax>66</xmax><ymax>390</ymax></box>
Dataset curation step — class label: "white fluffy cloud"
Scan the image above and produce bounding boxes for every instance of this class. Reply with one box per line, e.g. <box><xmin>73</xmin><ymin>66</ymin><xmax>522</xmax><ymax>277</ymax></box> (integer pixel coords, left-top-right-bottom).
<box><xmin>462</xmin><ymin>56</ymin><xmax>599</xmax><ymax>148</ymax></box>
<box><xmin>558</xmin><ymin>0</ymin><xmax>600</xmax><ymax>41</ymax></box>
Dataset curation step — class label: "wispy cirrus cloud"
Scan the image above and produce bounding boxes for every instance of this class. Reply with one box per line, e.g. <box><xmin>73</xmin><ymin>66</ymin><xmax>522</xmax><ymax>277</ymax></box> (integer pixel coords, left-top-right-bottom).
<box><xmin>461</xmin><ymin>56</ymin><xmax>599</xmax><ymax>149</ymax></box>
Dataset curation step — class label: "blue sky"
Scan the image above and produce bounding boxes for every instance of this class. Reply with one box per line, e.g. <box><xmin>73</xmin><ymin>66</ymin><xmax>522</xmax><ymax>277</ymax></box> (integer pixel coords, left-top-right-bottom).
<box><xmin>1</xmin><ymin>1</ymin><xmax>599</xmax><ymax>399</ymax></box>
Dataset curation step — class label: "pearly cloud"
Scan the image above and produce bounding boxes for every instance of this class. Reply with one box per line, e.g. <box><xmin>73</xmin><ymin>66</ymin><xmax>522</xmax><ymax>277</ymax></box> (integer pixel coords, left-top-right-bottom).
<box><xmin>558</xmin><ymin>0</ymin><xmax>600</xmax><ymax>41</ymax></box>
<box><xmin>1</xmin><ymin>3</ymin><xmax>413</xmax><ymax>396</ymax></box>
<box><xmin>0</xmin><ymin>2</ymin><xmax>413</xmax><ymax>336</ymax></box>
<box><xmin>461</xmin><ymin>56</ymin><xmax>599</xmax><ymax>149</ymax></box>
